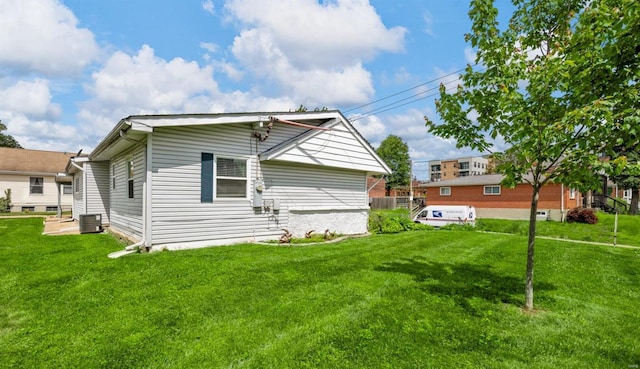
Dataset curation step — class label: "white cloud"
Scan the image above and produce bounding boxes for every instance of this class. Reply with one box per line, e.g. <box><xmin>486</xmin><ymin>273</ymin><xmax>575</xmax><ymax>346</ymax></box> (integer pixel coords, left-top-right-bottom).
<box><xmin>464</xmin><ymin>47</ymin><xmax>477</xmax><ymax>65</ymax></box>
<box><xmin>77</xmin><ymin>45</ymin><xmax>300</xmax><ymax>146</ymax></box>
<box><xmin>200</xmin><ymin>42</ymin><xmax>219</xmax><ymax>53</ymax></box>
<box><xmin>2</xmin><ymin>112</ymin><xmax>84</xmax><ymax>152</ymax></box>
<box><xmin>202</xmin><ymin>0</ymin><xmax>215</xmax><ymax>14</ymax></box>
<box><xmin>0</xmin><ymin>0</ymin><xmax>99</xmax><ymax>76</ymax></box>
<box><xmin>349</xmin><ymin>114</ymin><xmax>387</xmax><ymax>147</ymax></box>
<box><xmin>0</xmin><ymin>79</ymin><xmax>61</xmax><ymax>119</ymax></box>
<box><xmin>86</xmin><ymin>45</ymin><xmax>218</xmax><ymax>110</ymax></box>
<box><xmin>226</xmin><ymin>0</ymin><xmax>406</xmax><ymax>106</ymax></box>
<box><xmin>423</xmin><ymin>11</ymin><xmax>435</xmax><ymax>36</ymax></box>
<box><xmin>212</xmin><ymin>60</ymin><xmax>244</xmax><ymax>81</ymax></box>
<box><xmin>226</xmin><ymin>0</ymin><xmax>406</xmax><ymax>69</ymax></box>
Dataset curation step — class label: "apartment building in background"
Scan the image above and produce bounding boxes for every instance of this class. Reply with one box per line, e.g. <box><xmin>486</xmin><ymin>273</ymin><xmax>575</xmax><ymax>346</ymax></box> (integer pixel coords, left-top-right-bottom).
<box><xmin>429</xmin><ymin>156</ymin><xmax>489</xmax><ymax>182</ymax></box>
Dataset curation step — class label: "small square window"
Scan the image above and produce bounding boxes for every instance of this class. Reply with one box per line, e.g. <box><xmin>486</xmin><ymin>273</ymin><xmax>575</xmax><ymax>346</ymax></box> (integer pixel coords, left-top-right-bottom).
<box><xmin>440</xmin><ymin>187</ymin><xmax>451</xmax><ymax>196</ymax></box>
<box><xmin>484</xmin><ymin>185</ymin><xmax>501</xmax><ymax>195</ymax></box>
<box><xmin>62</xmin><ymin>184</ymin><xmax>73</xmax><ymax>195</ymax></box>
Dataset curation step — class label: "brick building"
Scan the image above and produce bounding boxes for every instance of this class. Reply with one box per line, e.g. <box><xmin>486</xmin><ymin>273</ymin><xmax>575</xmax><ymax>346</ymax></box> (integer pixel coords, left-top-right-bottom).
<box><xmin>424</xmin><ymin>174</ymin><xmax>583</xmax><ymax>221</ymax></box>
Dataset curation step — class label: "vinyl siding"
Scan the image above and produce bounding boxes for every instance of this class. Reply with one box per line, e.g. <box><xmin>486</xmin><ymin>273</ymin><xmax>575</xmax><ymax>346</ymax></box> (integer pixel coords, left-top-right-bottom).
<box><xmin>109</xmin><ymin>144</ymin><xmax>145</xmax><ymax>240</ymax></box>
<box><xmin>149</xmin><ymin>124</ymin><xmax>369</xmax><ymax>246</ymax></box>
<box><xmin>85</xmin><ymin>161</ymin><xmax>110</xmax><ymax>224</ymax></box>
<box><xmin>72</xmin><ymin>172</ymin><xmax>84</xmax><ymax>218</ymax></box>
<box><xmin>0</xmin><ymin>174</ymin><xmax>72</xmax><ymax>212</ymax></box>
<box><xmin>267</xmin><ymin>128</ymin><xmax>384</xmax><ymax>172</ymax></box>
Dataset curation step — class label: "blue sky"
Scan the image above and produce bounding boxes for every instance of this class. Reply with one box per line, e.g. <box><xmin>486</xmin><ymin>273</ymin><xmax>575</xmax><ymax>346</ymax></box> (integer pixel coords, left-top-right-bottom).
<box><xmin>0</xmin><ymin>0</ymin><xmax>511</xmax><ymax>179</ymax></box>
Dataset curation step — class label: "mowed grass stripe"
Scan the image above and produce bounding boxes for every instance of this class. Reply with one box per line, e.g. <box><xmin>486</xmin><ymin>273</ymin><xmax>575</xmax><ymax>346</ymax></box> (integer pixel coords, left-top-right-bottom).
<box><xmin>1</xmin><ymin>217</ymin><xmax>638</xmax><ymax>368</ymax></box>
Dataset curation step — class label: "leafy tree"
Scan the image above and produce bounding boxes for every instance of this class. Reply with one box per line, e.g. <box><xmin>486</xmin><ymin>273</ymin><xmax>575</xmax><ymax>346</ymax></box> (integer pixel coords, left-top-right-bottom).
<box><xmin>608</xmin><ymin>149</ymin><xmax>640</xmax><ymax>215</ymax></box>
<box><xmin>376</xmin><ymin>135</ymin><xmax>410</xmax><ymax>196</ymax></box>
<box><xmin>293</xmin><ymin>105</ymin><xmax>329</xmax><ymax>112</ymax></box>
<box><xmin>425</xmin><ymin>0</ymin><xmax>640</xmax><ymax>310</ymax></box>
<box><xmin>0</xmin><ymin>121</ymin><xmax>22</xmax><ymax>148</ymax></box>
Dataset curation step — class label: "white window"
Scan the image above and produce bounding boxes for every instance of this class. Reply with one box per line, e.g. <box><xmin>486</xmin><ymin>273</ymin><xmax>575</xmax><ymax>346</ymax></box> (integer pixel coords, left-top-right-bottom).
<box><xmin>216</xmin><ymin>157</ymin><xmax>248</xmax><ymax>198</ymax></box>
<box><xmin>75</xmin><ymin>177</ymin><xmax>81</xmax><ymax>193</ymax></box>
<box><xmin>569</xmin><ymin>188</ymin><xmax>576</xmax><ymax>199</ymax></box>
<box><xmin>440</xmin><ymin>187</ymin><xmax>451</xmax><ymax>196</ymax></box>
<box><xmin>62</xmin><ymin>184</ymin><xmax>73</xmax><ymax>195</ymax></box>
<box><xmin>30</xmin><ymin>177</ymin><xmax>43</xmax><ymax>194</ymax></box>
<box><xmin>484</xmin><ymin>185</ymin><xmax>501</xmax><ymax>195</ymax></box>
<box><xmin>111</xmin><ymin>164</ymin><xmax>116</xmax><ymax>190</ymax></box>
<box><xmin>127</xmin><ymin>159</ymin><xmax>134</xmax><ymax>199</ymax></box>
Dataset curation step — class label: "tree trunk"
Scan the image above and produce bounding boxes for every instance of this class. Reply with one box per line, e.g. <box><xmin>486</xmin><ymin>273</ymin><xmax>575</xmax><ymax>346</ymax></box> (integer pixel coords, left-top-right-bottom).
<box><xmin>629</xmin><ymin>189</ymin><xmax>640</xmax><ymax>215</ymax></box>
<box><xmin>525</xmin><ymin>185</ymin><xmax>540</xmax><ymax>311</ymax></box>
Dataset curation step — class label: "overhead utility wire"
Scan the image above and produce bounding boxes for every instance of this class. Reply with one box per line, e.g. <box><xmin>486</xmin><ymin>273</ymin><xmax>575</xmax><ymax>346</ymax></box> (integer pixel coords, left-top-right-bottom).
<box><xmin>346</xmin><ymin>64</ymin><xmax>486</xmax><ymax>120</ymax></box>
<box><xmin>351</xmin><ymin>81</ymin><xmax>457</xmax><ymax>122</ymax></box>
<box><xmin>343</xmin><ymin>66</ymin><xmax>468</xmax><ymax>114</ymax></box>
<box><xmin>349</xmin><ymin>80</ymin><xmax>460</xmax><ymax>122</ymax></box>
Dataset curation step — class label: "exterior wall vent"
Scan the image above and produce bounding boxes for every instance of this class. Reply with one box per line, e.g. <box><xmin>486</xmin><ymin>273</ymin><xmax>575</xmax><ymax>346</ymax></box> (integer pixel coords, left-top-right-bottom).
<box><xmin>79</xmin><ymin>214</ymin><xmax>103</xmax><ymax>233</ymax></box>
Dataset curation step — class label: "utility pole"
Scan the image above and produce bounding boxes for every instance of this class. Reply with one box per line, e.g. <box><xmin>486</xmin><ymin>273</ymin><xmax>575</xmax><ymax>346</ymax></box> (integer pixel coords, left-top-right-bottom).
<box><xmin>409</xmin><ymin>160</ymin><xmax>413</xmax><ymax>202</ymax></box>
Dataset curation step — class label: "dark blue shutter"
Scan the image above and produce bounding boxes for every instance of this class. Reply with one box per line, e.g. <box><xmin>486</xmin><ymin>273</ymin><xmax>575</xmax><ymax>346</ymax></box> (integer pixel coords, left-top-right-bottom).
<box><xmin>201</xmin><ymin>153</ymin><xmax>214</xmax><ymax>203</ymax></box>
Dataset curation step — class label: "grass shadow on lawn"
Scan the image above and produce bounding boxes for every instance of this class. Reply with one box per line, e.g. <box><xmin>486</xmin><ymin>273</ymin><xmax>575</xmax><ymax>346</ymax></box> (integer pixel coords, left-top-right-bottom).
<box><xmin>376</xmin><ymin>256</ymin><xmax>556</xmax><ymax>314</ymax></box>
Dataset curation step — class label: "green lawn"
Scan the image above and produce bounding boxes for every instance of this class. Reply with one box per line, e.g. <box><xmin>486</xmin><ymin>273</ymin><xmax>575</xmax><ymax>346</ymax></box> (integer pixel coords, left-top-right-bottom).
<box><xmin>1</xmin><ymin>217</ymin><xmax>639</xmax><ymax>368</ymax></box>
<box><xmin>477</xmin><ymin>212</ymin><xmax>640</xmax><ymax>246</ymax></box>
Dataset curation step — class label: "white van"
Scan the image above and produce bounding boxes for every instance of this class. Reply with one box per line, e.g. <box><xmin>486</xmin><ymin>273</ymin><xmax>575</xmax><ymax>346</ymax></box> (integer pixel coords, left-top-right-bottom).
<box><xmin>413</xmin><ymin>205</ymin><xmax>476</xmax><ymax>227</ymax></box>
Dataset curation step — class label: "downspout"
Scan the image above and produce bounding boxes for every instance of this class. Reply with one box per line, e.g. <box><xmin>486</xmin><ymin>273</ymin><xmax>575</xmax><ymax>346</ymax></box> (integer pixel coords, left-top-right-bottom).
<box><xmin>125</xmin><ymin>135</ymin><xmax>151</xmax><ymax>251</ymax></box>
<box><xmin>108</xmin><ymin>133</ymin><xmax>150</xmax><ymax>259</ymax></box>
<box><xmin>560</xmin><ymin>183</ymin><xmax>565</xmax><ymax>222</ymax></box>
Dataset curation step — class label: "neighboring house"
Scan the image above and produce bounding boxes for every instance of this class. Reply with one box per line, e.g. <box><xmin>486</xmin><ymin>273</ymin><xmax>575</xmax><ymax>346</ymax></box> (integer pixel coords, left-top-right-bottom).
<box><xmin>72</xmin><ymin>111</ymin><xmax>391</xmax><ymax>251</ymax></box>
<box><xmin>66</xmin><ymin>156</ymin><xmax>111</xmax><ymax>225</ymax></box>
<box><xmin>367</xmin><ymin>176</ymin><xmax>386</xmax><ymax>198</ymax></box>
<box><xmin>429</xmin><ymin>156</ymin><xmax>489</xmax><ymax>182</ymax></box>
<box><xmin>0</xmin><ymin>147</ymin><xmax>74</xmax><ymax>213</ymax></box>
<box><xmin>424</xmin><ymin>174</ymin><xmax>583</xmax><ymax>221</ymax></box>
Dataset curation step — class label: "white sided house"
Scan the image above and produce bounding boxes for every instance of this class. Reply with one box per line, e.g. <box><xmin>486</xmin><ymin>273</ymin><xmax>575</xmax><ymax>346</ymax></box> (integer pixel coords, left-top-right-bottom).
<box><xmin>74</xmin><ymin>111</ymin><xmax>391</xmax><ymax>251</ymax></box>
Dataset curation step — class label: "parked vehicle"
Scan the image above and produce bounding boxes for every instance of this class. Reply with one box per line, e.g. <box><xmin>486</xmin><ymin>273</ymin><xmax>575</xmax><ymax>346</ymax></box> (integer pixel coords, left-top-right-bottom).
<box><xmin>413</xmin><ymin>205</ymin><xmax>476</xmax><ymax>227</ymax></box>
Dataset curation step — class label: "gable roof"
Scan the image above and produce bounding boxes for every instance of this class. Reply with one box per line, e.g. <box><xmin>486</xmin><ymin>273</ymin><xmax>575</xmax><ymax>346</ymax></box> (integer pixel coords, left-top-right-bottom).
<box><xmin>259</xmin><ymin>113</ymin><xmax>391</xmax><ymax>174</ymax></box>
<box><xmin>0</xmin><ymin>147</ymin><xmax>75</xmax><ymax>175</ymax></box>
<box><xmin>90</xmin><ymin>111</ymin><xmax>391</xmax><ymax>175</ymax></box>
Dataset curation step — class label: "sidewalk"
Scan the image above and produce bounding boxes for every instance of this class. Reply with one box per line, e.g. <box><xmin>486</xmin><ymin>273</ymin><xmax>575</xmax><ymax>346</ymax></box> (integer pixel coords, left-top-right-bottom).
<box><xmin>42</xmin><ymin>216</ymin><xmax>80</xmax><ymax>235</ymax></box>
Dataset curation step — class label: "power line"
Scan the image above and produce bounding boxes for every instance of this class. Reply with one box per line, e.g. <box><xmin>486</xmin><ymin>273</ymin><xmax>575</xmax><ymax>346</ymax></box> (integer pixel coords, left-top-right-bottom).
<box><xmin>343</xmin><ymin>67</ymin><xmax>468</xmax><ymax>114</ymax></box>
<box><xmin>349</xmin><ymin>81</ymin><xmax>459</xmax><ymax>122</ymax></box>
<box><xmin>345</xmin><ymin>64</ymin><xmax>485</xmax><ymax>121</ymax></box>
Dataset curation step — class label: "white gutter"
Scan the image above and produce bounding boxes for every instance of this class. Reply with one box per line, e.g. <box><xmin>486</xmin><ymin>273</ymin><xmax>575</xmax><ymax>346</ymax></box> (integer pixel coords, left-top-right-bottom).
<box><xmin>109</xmin><ymin>133</ymin><xmax>151</xmax><ymax>258</ymax></box>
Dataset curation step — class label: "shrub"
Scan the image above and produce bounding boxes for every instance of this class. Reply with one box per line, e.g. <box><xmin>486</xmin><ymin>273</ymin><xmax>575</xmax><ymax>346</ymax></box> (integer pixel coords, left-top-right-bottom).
<box><xmin>369</xmin><ymin>210</ymin><xmax>433</xmax><ymax>234</ymax></box>
<box><xmin>566</xmin><ymin>207</ymin><xmax>598</xmax><ymax>224</ymax></box>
